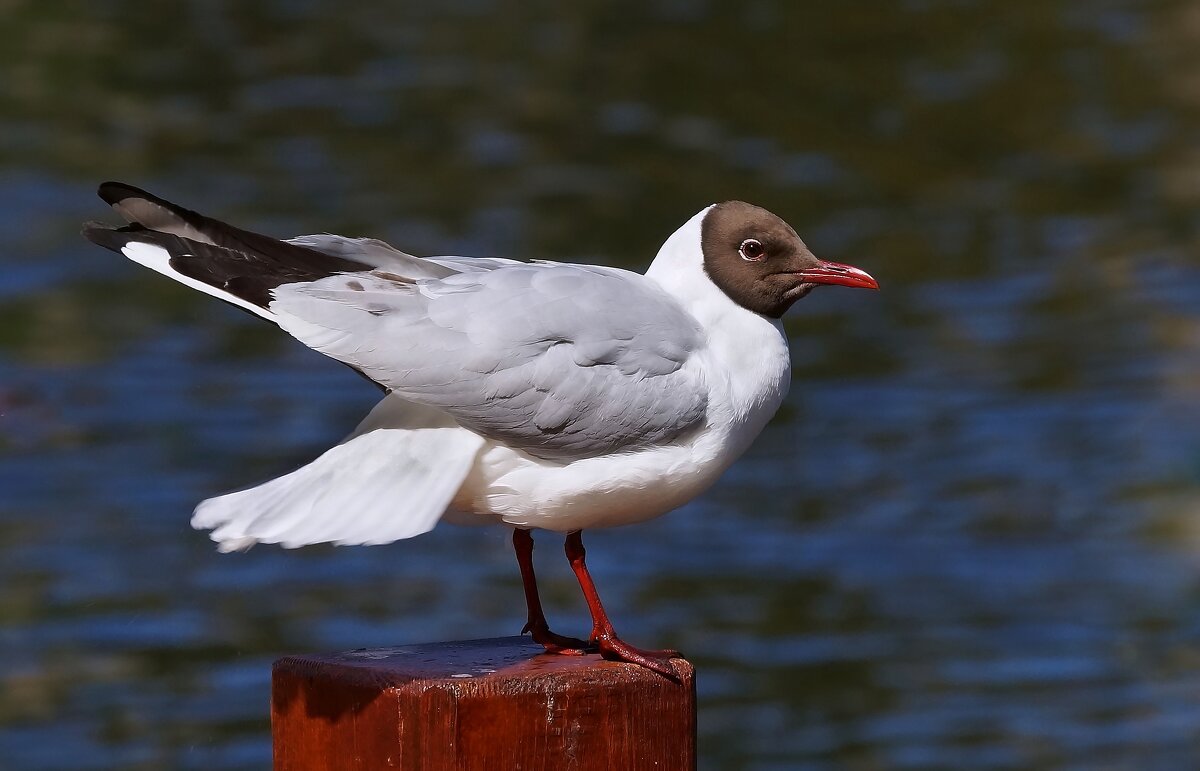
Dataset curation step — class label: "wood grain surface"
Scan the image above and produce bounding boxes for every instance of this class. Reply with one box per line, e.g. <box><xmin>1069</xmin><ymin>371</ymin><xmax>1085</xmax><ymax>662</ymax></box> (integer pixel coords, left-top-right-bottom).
<box><xmin>272</xmin><ymin>636</ymin><xmax>696</xmax><ymax>770</ymax></box>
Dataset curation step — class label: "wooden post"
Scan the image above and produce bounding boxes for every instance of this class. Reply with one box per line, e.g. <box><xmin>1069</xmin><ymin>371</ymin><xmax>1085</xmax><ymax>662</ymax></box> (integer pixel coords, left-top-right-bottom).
<box><xmin>271</xmin><ymin>636</ymin><xmax>696</xmax><ymax>770</ymax></box>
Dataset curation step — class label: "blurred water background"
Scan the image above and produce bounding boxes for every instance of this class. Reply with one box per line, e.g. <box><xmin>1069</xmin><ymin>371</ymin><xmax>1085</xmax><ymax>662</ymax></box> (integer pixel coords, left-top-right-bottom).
<box><xmin>4</xmin><ymin>1</ymin><xmax>1200</xmax><ymax>768</ymax></box>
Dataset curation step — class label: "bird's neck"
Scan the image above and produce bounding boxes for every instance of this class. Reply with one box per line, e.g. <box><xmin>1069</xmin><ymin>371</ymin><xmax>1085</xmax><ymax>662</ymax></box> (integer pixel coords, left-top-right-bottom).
<box><xmin>645</xmin><ymin>207</ymin><xmax>780</xmax><ymax>339</ymax></box>
<box><xmin>645</xmin><ymin>207</ymin><xmax>726</xmax><ymax>325</ymax></box>
<box><xmin>645</xmin><ymin>208</ymin><xmax>792</xmax><ymax>427</ymax></box>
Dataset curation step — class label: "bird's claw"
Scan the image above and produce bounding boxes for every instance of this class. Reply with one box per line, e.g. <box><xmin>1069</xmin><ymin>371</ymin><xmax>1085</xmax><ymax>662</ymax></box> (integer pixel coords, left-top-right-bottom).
<box><xmin>523</xmin><ymin>621</ymin><xmax>592</xmax><ymax>655</ymax></box>
<box><xmin>593</xmin><ymin>634</ymin><xmax>683</xmax><ymax>679</ymax></box>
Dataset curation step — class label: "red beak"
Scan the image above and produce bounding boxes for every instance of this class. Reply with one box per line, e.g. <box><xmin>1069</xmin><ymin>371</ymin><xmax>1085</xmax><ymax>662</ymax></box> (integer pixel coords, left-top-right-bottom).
<box><xmin>796</xmin><ymin>260</ymin><xmax>879</xmax><ymax>290</ymax></box>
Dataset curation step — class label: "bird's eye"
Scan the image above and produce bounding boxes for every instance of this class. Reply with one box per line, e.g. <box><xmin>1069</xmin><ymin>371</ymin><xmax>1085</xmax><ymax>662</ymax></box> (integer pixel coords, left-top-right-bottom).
<box><xmin>739</xmin><ymin>238</ymin><xmax>766</xmax><ymax>262</ymax></box>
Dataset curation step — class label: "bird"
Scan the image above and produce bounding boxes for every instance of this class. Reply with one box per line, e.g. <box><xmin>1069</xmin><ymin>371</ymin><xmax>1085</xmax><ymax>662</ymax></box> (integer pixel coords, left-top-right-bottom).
<box><xmin>83</xmin><ymin>182</ymin><xmax>878</xmax><ymax>676</ymax></box>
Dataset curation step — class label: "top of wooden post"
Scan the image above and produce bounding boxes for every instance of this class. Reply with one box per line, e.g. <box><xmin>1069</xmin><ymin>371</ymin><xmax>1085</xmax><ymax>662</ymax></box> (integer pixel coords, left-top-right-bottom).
<box><xmin>272</xmin><ymin>637</ymin><xmax>696</xmax><ymax>771</ymax></box>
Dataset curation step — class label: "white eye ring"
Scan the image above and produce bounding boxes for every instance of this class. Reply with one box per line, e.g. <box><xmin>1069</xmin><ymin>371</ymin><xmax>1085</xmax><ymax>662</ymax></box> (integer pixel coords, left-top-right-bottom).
<box><xmin>739</xmin><ymin>238</ymin><xmax>766</xmax><ymax>261</ymax></box>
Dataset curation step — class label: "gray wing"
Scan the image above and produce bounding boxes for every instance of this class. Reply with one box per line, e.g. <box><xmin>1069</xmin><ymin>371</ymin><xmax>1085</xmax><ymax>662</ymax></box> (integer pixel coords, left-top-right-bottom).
<box><xmin>269</xmin><ymin>263</ymin><xmax>709</xmax><ymax>462</ymax></box>
<box><xmin>287</xmin><ymin>234</ymin><xmax>524</xmax><ymax>276</ymax></box>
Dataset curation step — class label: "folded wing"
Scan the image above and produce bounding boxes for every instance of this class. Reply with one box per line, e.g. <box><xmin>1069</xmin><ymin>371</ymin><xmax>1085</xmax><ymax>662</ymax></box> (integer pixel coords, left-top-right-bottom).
<box><xmin>272</xmin><ymin>263</ymin><xmax>709</xmax><ymax>462</ymax></box>
<box><xmin>84</xmin><ymin>183</ymin><xmax>710</xmax><ymax>463</ymax></box>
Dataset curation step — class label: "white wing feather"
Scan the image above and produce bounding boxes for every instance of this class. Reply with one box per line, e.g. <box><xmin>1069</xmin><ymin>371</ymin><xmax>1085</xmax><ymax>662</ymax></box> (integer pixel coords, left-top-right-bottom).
<box><xmin>191</xmin><ymin>424</ymin><xmax>485</xmax><ymax>551</ymax></box>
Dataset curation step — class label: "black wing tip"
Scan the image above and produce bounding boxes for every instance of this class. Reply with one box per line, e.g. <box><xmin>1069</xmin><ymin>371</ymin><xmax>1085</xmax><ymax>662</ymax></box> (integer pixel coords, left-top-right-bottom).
<box><xmin>97</xmin><ymin>180</ymin><xmax>155</xmax><ymax>206</ymax></box>
<box><xmin>81</xmin><ymin>221</ymin><xmax>147</xmax><ymax>251</ymax></box>
<box><xmin>81</xmin><ymin>221</ymin><xmax>122</xmax><ymax>250</ymax></box>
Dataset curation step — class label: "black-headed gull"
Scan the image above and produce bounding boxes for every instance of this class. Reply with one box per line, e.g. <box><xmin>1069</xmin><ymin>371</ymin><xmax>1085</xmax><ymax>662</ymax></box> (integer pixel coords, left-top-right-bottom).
<box><xmin>84</xmin><ymin>182</ymin><xmax>877</xmax><ymax>675</ymax></box>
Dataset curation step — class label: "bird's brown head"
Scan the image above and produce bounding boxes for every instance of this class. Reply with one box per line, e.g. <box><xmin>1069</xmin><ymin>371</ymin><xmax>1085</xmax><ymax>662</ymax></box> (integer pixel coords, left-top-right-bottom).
<box><xmin>700</xmin><ymin>201</ymin><xmax>878</xmax><ymax>318</ymax></box>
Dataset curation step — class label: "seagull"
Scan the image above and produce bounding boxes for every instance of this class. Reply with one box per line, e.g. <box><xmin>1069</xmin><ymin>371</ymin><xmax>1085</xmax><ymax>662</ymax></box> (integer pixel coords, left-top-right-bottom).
<box><xmin>83</xmin><ymin>182</ymin><xmax>878</xmax><ymax>676</ymax></box>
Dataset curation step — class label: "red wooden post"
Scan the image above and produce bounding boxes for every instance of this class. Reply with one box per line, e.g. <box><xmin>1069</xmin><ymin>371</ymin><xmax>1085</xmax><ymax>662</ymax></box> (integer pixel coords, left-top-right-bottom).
<box><xmin>271</xmin><ymin>636</ymin><xmax>696</xmax><ymax>770</ymax></box>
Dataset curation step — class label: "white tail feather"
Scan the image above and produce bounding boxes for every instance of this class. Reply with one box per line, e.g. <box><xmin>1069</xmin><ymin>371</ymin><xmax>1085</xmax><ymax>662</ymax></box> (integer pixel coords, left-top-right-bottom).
<box><xmin>121</xmin><ymin>241</ymin><xmax>277</xmax><ymax>321</ymax></box>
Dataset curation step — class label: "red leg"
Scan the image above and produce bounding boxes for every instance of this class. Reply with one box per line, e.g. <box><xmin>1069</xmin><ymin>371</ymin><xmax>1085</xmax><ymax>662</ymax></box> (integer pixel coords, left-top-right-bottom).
<box><xmin>513</xmin><ymin>529</ymin><xmax>590</xmax><ymax>654</ymax></box>
<box><xmin>564</xmin><ymin>530</ymin><xmax>681</xmax><ymax>677</ymax></box>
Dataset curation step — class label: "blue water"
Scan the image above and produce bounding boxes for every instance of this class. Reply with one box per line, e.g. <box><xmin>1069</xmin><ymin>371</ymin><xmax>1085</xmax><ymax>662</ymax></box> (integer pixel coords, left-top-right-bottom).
<box><xmin>3</xmin><ymin>2</ymin><xmax>1200</xmax><ymax>768</ymax></box>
